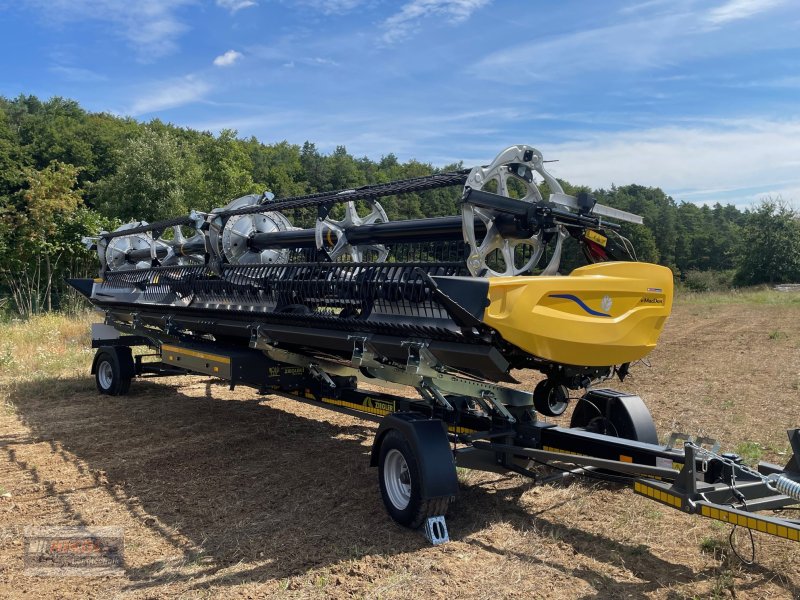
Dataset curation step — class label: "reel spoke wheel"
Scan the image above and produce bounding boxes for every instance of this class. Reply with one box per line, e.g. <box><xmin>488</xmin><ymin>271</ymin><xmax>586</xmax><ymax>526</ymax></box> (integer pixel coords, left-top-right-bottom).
<box><xmin>210</xmin><ymin>194</ymin><xmax>295</xmax><ymax>266</ymax></box>
<box><xmin>462</xmin><ymin>145</ymin><xmax>547</xmax><ymax>277</ymax></box>
<box><xmin>105</xmin><ymin>222</ymin><xmax>152</xmax><ymax>271</ymax></box>
<box><xmin>316</xmin><ymin>200</ymin><xmax>389</xmax><ymax>262</ymax></box>
<box><xmin>160</xmin><ymin>225</ymin><xmax>205</xmax><ymax>266</ymax></box>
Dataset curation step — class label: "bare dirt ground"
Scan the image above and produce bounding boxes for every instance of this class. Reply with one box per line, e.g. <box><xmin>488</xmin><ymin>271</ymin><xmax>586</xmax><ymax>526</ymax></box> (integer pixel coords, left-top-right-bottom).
<box><xmin>0</xmin><ymin>295</ymin><xmax>798</xmax><ymax>599</ymax></box>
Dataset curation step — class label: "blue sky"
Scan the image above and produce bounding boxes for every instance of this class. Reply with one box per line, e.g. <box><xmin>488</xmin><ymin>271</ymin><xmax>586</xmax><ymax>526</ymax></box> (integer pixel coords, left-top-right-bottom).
<box><xmin>1</xmin><ymin>0</ymin><xmax>799</xmax><ymax>207</ymax></box>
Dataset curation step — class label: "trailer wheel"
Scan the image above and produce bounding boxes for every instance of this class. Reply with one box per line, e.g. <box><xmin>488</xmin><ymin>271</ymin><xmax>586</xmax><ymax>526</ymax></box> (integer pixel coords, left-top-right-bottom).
<box><xmin>570</xmin><ymin>390</ymin><xmax>658</xmax><ymax>445</ymax></box>
<box><xmin>378</xmin><ymin>430</ymin><xmax>450</xmax><ymax>528</ymax></box>
<box><xmin>94</xmin><ymin>348</ymin><xmax>133</xmax><ymax>396</ymax></box>
<box><xmin>533</xmin><ymin>379</ymin><xmax>569</xmax><ymax>416</ymax></box>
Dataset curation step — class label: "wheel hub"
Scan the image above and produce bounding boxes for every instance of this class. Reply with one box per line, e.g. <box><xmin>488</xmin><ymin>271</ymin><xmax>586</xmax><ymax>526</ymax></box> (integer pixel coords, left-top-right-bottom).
<box><xmin>97</xmin><ymin>360</ymin><xmax>113</xmax><ymax>390</ymax></box>
<box><xmin>383</xmin><ymin>448</ymin><xmax>412</xmax><ymax>510</ymax></box>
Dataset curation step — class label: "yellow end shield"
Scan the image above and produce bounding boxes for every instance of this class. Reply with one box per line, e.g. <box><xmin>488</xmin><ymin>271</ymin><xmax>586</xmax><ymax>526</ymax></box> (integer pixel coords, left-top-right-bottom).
<box><xmin>483</xmin><ymin>262</ymin><xmax>674</xmax><ymax>367</ymax></box>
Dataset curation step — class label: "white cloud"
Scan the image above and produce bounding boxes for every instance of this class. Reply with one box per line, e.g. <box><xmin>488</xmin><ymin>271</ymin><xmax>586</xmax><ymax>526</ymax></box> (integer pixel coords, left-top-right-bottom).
<box><xmin>216</xmin><ymin>0</ymin><xmax>257</xmax><ymax>12</ymax></box>
<box><xmin>472</xmin><ymin>2</ymin><xmax>799</xmax><ymax>83</ymax></box>
<box><xmin>706</xmin><ymin>0</ymin><xmax>785</xmax><ymax>25</ymax></box>
<box><xmin>382</xmin><ymin>0</ymin><xmax>492</xmax><ymax>44</ymax></box>
<box><xmin>129</xmin><ymin>76</ymin><xmax>211</xmax><ymax>115</ymax></box>
<box><xmin>185</xmin><ymin>102</ymin><xmax>800</xmax><ymax>207</ymax></box>
<box><xmin>539</xmin><ymin>118</ymin><xmax>800</xmax><ymax>206</ymax></box>
<box><xmin>25</xmin><ymin>0</ymin><xmax>192</xmax><ymax>60</ymax></box>
<box><xmin>213</xmin><ymin>49</ymin><xmax>243</xmax><ymax>67</ymax></box>
<box><xmin>50</xmin><ymin>65</ymin><xmax>108</xmax><ymax>82</ymax></box>
<box><xmin>619</xmin><ymin>0</ymin><xmax>674</xmax><ymax>15</ymax></box>
<box><xmin>292</xmin><ymin>0</ymin><xmax>365</xmax><ymax>14</ymax></box>
<box><xmin>473</xmin><ymin>14</ymin><xmax>684</xmax><ymax>80</ymax></box>
<box><xmin>309</xmin><ymin>56</ymin><xmax>339</xmax><ymax>66</ymax></box>
<box><xmin>745</xmin><ymin>186</ymin><xmax>800</xmax><ymax>207</ymax></box>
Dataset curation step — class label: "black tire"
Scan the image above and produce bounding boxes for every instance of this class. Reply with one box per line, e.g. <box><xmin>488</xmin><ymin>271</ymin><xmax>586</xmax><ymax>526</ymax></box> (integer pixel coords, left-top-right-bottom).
<box><xmin>94</xmin><ymin>348</ymin><xmax>133</xmax><ymax>396</ymax></box>
<box><xmin>533</xmin><ymin>379</ymin><xmax>569</xmax><ymax>417</ymax></box>
<box><xmin>377</xmin><ymin>430</ymin><xmax>450</xmax><ymax>528</ymax></box>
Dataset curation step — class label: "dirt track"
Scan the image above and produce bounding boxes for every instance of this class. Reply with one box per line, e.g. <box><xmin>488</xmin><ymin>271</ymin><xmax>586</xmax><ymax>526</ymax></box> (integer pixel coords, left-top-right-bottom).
<box><xmin>0</xmin><ymin>299</ymin><xmax>798</xmax><ymax>599</ymax></box>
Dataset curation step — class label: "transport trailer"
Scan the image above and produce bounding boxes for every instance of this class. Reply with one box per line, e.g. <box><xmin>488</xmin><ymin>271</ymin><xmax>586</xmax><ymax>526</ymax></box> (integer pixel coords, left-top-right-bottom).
<box><xmin>72</xmin><ymin>144</ymin><xmax>800</xmax><ymax>550</ymax></box>
<box><xmin>88</xmin><ymin>316</ymin><xmax>800</xmax><ymax>547</ymax></box>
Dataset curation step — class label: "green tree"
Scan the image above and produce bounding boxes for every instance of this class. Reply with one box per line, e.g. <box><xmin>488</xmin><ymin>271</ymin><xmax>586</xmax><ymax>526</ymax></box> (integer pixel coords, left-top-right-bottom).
<box><xmin>248</xmin><ymin>138</ymin><xmax>308</xmax><ymax>198</ymax></box>
<box><xmin>300</xmin><ymin>141</ymin><xmax>330</xmax><ymax>191</ymax></box>
<box><xmin>93</xmin><ymin>128</ymin><xmax>198</xmax><ymax>221</ymax></box>
<box><xmin>0</xmin><ymin>161</ymin><xmax>90</xmax><ymax>313</ymax></box>
<box><xmin>593</xmin><ymin>186</ymin><xmax>661</xmax><ymax>264</ymax></box>
<box><xmin>735</xmin><ymin>199</ymin><xmax>800</xmax><ymax>285</ymax></box>
<box><xmin>193</xmin><ymin>129</ymin><xmax>257</xmax><ymax>209</ymax></box>
<box><xmin>327</xmin><ymin>145</ymin><xmax>366</xmax><ymax>191</ymax></box>
<box><xmin>0</xmin><ymin>108</ymin><xmax>25</xmax><ymax>199</ymax></box>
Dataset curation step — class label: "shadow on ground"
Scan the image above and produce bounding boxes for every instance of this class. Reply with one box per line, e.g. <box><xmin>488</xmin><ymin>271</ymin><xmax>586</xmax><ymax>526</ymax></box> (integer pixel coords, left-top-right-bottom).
<box><xmin>6</xmin><ymin>375</ymin><xmax>799</xmax><ymax>598</ymax></box>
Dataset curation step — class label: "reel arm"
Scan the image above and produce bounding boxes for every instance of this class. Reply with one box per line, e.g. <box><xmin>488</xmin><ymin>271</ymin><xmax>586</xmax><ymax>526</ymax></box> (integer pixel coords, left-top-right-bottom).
<box><xmin>461</xmin><ymin>187</ymin><xmax>623</xmax><ymax>236</ymax></box>
<box><xmin>460</xmin><ymin>145</ymin><xmax>644</xmax><ymax>277</ymax></box>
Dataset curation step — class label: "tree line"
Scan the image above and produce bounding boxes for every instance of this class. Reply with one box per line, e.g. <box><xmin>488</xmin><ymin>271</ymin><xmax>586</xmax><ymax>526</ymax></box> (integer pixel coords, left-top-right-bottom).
<box><xmin>0</xmin><ymin>94</ymin><xmax>797</xmax><ymax>316</ymax></box>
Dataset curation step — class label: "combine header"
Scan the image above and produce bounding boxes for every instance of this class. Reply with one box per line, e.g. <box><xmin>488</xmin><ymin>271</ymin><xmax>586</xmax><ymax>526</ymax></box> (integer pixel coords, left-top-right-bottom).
<box><xmin>71</xmin><ymin>145</ymin><xmax>799</xmax><ymax>549</ymax></box>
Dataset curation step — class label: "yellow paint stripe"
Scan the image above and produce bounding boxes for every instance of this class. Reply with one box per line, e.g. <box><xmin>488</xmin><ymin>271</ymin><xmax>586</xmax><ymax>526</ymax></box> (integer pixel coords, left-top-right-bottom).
<box><xmin>298</xmin><ymin>393</ymin><xmax>477</xmax><ymax>433</ymax></box>
<box><xmin>543</xmin><ymin>445</ymin><xmax>584</xmax><ymax>457</ymax></box>
<box><xmin>693</xmin><ymin>503</ymin><xmax>800</xmax><ymax>541</ymax></box>
<box><xmin>322</xmin><ymin>397</ymin><xmax>391</xmax><ymax>416</ymax></box>
<box><xmin>161</xmin><ymin>344</ymin><xmax>231</xmax><ymax>365</ymax></box>
<box><xmin>633</xmin><ymin>483</ymin><xmax>682</xmax><ymax>510</ymax></box>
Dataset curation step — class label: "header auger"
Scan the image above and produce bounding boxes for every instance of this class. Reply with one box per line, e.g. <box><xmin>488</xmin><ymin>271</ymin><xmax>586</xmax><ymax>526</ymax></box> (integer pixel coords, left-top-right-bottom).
<box><xmin>72</xmin><ymin>145</ymin><xmax>799</xmax><ymax>552</ymax></box>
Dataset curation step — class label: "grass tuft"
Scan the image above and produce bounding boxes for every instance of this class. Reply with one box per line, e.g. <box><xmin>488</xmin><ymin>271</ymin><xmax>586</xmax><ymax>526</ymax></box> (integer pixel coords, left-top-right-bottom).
<box><xmin>734</xmin><ymin>441</ymin><xmax>763</xmax><ymax>466</ymax></box>
<box><xmin>677</xmin><ymin>287</ymin><xmax>800</xmax><ymax>306</ymax></box>
<box><xmin>699</xmin><ymin>536</ymin><xmax>727</xmax><ymax>559</ymax></box>
<box><xmin>0</xmin><ymin>311</ymin><xmax>97</xmax><ymax>380</ymax></box>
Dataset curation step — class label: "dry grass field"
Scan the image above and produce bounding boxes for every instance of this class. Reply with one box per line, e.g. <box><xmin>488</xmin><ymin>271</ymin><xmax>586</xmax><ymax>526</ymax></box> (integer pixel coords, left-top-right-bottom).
<box><xmin>0</xmin><ymin>289</ymin><xmax>798</xmax><ymax>599</ymax></box>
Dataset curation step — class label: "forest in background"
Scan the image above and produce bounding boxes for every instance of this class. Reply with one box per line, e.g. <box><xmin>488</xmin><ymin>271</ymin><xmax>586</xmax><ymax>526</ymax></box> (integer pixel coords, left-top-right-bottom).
<box><xmin>1</xmin><ymin>94</ymin><xmax>798</xmax><ymax>317</ymax></box>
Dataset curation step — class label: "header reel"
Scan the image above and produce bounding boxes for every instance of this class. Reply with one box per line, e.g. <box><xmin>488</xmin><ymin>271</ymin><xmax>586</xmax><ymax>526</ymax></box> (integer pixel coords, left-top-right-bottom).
<box><xmin>86</xmin><ymin>145</ymin><xmax>644</xmax><ymax>278</ymax></box>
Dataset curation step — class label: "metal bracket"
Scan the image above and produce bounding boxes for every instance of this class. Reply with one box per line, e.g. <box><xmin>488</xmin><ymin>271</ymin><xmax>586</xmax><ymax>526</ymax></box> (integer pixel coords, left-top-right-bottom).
<box><xmin>787</xmin><ymin>429</ymin><xmax>800</xmax><ymax>474</ymax></box>
<box><xmin>249</xmin><ymin>325</ymin><xmax>273</xmax><ymax>350</ymax></box>
<box><xmin>308</xmin><ymin>363</ymin><xmax>336</xmax><ymax>389</ymax></box>
<box><xmin>424</xmin><ymin>516</ymin><xmax>449</xmax><ymax>545</ymax></box>
<box><xmin>349</xmin><ymin>336</ymin><xmax>368</xmax><ymax>366</ymax></box>
<box><xmin>189</xmin><ymin>209</ymin><xmax>208</xmax><ymax>231</ymax></box>
<box><xmin>481</xmin><ymin>390</ymin><xmax>516</xmax><ymax>424</ymax></box>
<box><xmin>249</xmin><ymin>326</ymin><xmax>259</xmax><ymax>348</ymax></box>
<box><xmin>260</xmin><ymin>342</ymin><xmax>532</xmax><ymax>415</ymax></box>
<box><xmin>402</xmin><ymin>341</ymin><xmax>440</xmax><ymax>375</ymax></box>
<box><xmin>163</xmin><ymin>315</ymin><xmax>177</xmax><ymax>336</ymax></box>
<box><xmin>418</xmin><ymin>380</ymin><xmax>454</xmax><ymax>411</ymax></box>
<box><xmin>665</xmin><ymin>432</ymin><xmax>720</xmax><ymax>454</ymax></box>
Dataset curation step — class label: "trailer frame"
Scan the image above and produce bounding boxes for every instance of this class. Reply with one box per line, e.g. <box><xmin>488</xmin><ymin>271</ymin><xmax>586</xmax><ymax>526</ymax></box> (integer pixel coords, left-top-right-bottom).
<box><xmin>87</xmin><ymin>316</ymin><xmax>800</xmax><ymax>550</ymax></box>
